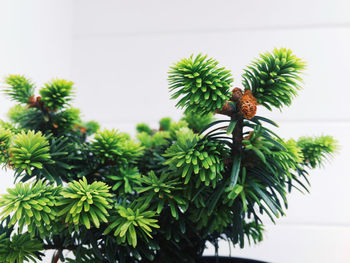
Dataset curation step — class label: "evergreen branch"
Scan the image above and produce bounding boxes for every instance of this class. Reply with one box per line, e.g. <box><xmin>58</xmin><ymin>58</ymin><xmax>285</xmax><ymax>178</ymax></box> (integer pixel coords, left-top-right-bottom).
<box><xmin>3</xmin><ymin>75</ymin><xmax>35</xmax><ymax>104</ymax></box>
<box><xmin>39</xmin><ymin>78</ymin><xmax>74</xmax><ymax>111</ymax></box>
<box><xmin>242</xmin><ymin>47</ymin><xmax>306</xmax><ymax>110</ymax></box>
<box><xmin>297</xmin><ymin>135</ymin><xmax>339</xmax><ymax>168</ymax></box>
<box><xmin>169</xmin><ymin>54</ymin><xmax>233</xmax><ymax>115</ymax></box>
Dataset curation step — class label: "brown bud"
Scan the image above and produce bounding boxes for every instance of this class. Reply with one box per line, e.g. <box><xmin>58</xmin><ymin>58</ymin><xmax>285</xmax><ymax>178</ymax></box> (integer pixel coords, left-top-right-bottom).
<box><xmin>28</xmin><ymin>95</ymin><xmax>45</xmax><ymax>110</ymax></box>
<box><xmin>231</xmin><ymin>88</ymin><xmax>243</xmax><ymax>102</ymax></box>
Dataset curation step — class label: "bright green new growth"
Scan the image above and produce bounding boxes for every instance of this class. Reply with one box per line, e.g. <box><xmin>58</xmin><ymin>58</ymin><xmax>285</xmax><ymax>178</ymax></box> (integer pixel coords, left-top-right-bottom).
<box><xmin>297</xmin><ymin>135</ymin><xmax>338</xmax><ymax>168</ymax></box>
<box><xmin>56</xmin><ymin>177</ymin><xmax>113</xmax><ymax>229</ymax></box>
<box><xmin>164</xmin><ymin>128</ymin><xmax>229</xmax><ymax>187</ymax></box>
<box><xmin>119</xmin><ymin>139</ymin><xmax>144</xmax><ymax>164</ymax></box>
<box><xmin>3</xmin><ymin>75</ymin><xmax>35</xmax><ymax>104</ymax></box>
<box><xmin>136</xmin><ymin>171</ymin><xmax>186</xmax><ymax>219</ymax></box>
<box><xmin>168</xmin><ymin>120</ymin><xmax>188</xmax><ymax>139</ymax></box>
<box><xmin>39</xmin><ymin>78</ymin><xmax>74</xmax><ymax>110</ymax></box>
<box><xmin>0</xmin><ymin>120</ymin><xmax>19</xmax><ymax>134</ymax></box>
<box><xmin>181</xmin><ymin>111</ymin><xmax>213</xmax><ymax>133</ymax></box>
<box><xmin>104</xmin><ymin>203</ymin><xmax>160</xmax><ymax>248</ymax></box>
<box><xmin>0</xmin><ymin>180</ymin><xmax>60</xmax><ymax>236</ymax></box>
<box><xmin>0</xmin><ymin>233</ymin><xmax>43</xmax><ymax>263</ymax></box>
<box><xmin>169</xmin><ymin>54</ymin><xmax>233</xmax><ymax>115</ymax></box>
<box><xmin>7</xmin><ymin>105</ymin><xmax>27</xmax><ymax>123</ymax></box>
<box><xmin>137</xmin><ymin>130</ymin><xmax>170</xmax><ymax>148</ymax></box>
<box><xmin>284</xmin><ymin>139</ymin><xmax>304</xmax><ymax>164</ymax></box>
<box><xmin>91</xmin><ymin>129</ymin><xmax>143</xmax><ymax>165</ymax></box>
<box><xmin>9</xmin><ymin>130</ymin><xmax>52</xmax><ymax>175</ymax></box>
<box><xmin>242</xmin><ymin>48</ymin><xmax>306</xmax><ymax>110</ymax></box>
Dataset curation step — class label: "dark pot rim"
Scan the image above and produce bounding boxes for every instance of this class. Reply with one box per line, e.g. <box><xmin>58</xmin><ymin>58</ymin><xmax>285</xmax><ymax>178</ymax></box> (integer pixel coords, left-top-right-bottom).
<box><xmin>199</xmin><ymin>256</ymin><xmax>269</xmax><ymax>263</ymax></box>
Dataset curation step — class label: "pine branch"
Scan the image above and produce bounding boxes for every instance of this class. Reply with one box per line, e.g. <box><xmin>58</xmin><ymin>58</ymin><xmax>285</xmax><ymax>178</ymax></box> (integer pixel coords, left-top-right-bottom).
<box><xmin>242</xmin><ymin>47</ymin><xmax>306</xmax><ymax>110</ymax></box>
<box><xmin>3</xmin><ymin>75</ymin><xmax>35</xmax><ymax>104</ymax></box>
<box><xmin>169</xmin><ymin>54</ymin><xmax>233</xmax><ymax>115</ymax></box>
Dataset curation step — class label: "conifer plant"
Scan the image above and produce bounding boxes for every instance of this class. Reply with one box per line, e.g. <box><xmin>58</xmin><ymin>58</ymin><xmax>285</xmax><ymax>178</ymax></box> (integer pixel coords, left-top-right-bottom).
<box><xmin>0</xmin><ymin>48</ymin><xmax>338</xmax><ymax>263</ymax></box>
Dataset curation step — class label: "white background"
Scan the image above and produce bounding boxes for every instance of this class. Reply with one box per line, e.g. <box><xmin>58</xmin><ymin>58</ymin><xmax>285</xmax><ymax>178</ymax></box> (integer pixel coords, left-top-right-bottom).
<box><xmin>0</xmin><ymin>1</ymin><xmax>349</xmax><ymax>262</ymax></box>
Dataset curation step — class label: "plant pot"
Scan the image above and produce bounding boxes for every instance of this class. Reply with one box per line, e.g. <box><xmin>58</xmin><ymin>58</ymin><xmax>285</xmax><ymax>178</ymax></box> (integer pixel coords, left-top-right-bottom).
<box><xmin>198</xmin><ymin>256</ymin><xmax>268</xmax><ymax>263</ymax></box>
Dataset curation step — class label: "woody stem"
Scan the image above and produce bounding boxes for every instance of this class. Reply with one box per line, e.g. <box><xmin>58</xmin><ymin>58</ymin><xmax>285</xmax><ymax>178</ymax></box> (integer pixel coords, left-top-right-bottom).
<box><xmin>231</xmin><ymin>111</ymin><xmax>243</xmax><ymax>157</ymax></box>
<box><xmin>52</xmin><ymin>251</ymin><xmax>60</xmax><ymax>263</ymax></box>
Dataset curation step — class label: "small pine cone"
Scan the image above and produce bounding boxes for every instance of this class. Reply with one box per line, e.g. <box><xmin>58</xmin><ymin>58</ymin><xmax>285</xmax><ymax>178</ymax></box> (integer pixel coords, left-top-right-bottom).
<box><xmin>231</xmin><ymin>88</ymin><xmax>243</xmax><ymax>102</ymax></box>
<box><xmin>239</xmin><ymin>90</ymin><xmax>257</xmax><ymax>119</ymax></box>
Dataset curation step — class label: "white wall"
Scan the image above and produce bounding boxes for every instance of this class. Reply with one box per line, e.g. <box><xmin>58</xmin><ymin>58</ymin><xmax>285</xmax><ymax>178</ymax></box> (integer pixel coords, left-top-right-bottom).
<box><xmin>71</xmin><ymin>1</ymin><xmax>350</xmax><ymax>263</ymax></box>
<box><xmin>0</xmin><ymin>0</ymin><xmax>73</xmax><ymax>191</ymax></box>
<box><xmin>0</xmin><ymin>0</ymin><xmax>73</xmax><ymax>261</ymax></box>
<box><xmin>0</xmin><ymin>1</ymin><xmax>349</xmax><ymax>262</ymax></box>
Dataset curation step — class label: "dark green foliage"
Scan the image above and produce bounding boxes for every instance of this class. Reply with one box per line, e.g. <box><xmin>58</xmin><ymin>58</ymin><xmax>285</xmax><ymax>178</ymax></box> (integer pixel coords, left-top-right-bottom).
<box><xmin>106</xmin><ymin>167</ymin><xmax>141</xmax><ymax>193</ymax></box>
<box><xmin>6</xmin><ymin>107</ymin><xmax>46</xmax><ymax>133</ymax></box>
<box><xmin>3</xmin><ymin>75</ymin><xmax>35</xmax><ymax>104</ymax></box>
<box><xmin>136</xmin><ymin>123</ymin><xmax>153</xmax><ymax>135</ymax></box>
<box><xmin>242</xmin><ymin>222</ymin><xmax>264</xmax><ymax>245</ymax></box>
<box><xmin>0</xmin><ymin>232</ymin><xmax>43</xmax><ymax>263</ymax></box>
<box><xmin>297</xmin><ymin>135</ymin><xmax>338</xmax><ymax>168</ymax></box>
<box><xmin>136</xmin><ymin>171</ymin><xmax>186</xmax><ymax>219</ymax></box>
<box><xmin>242</xmin><ymin>48</ymin><xmax>306</xmax><ymax>110</ymax></box>
<box><xmin>39</xmin><ymin>78</ymin><xmax>74</xmax><ymax>110</ymax></box>
<box><xmin>169</xmin><ymin>54</ymin><xmax>233</xmax><ymax>115</ymax></box>
<box><xmin>34</xmin><ymin>135</ymin><xmax>81</xmax><ymax>184</ymax></box>
<box><xmin>0</xmin><ymin>49</ymin><xmax>338</xmax><ymax>263</ymax></box>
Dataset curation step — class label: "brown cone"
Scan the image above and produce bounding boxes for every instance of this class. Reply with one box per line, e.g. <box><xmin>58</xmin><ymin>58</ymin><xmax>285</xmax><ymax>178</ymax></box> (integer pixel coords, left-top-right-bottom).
<box><xmin>239</xmin><ymin>90</ymin><xmax>257</xmax><ymax>119</ymax></box>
